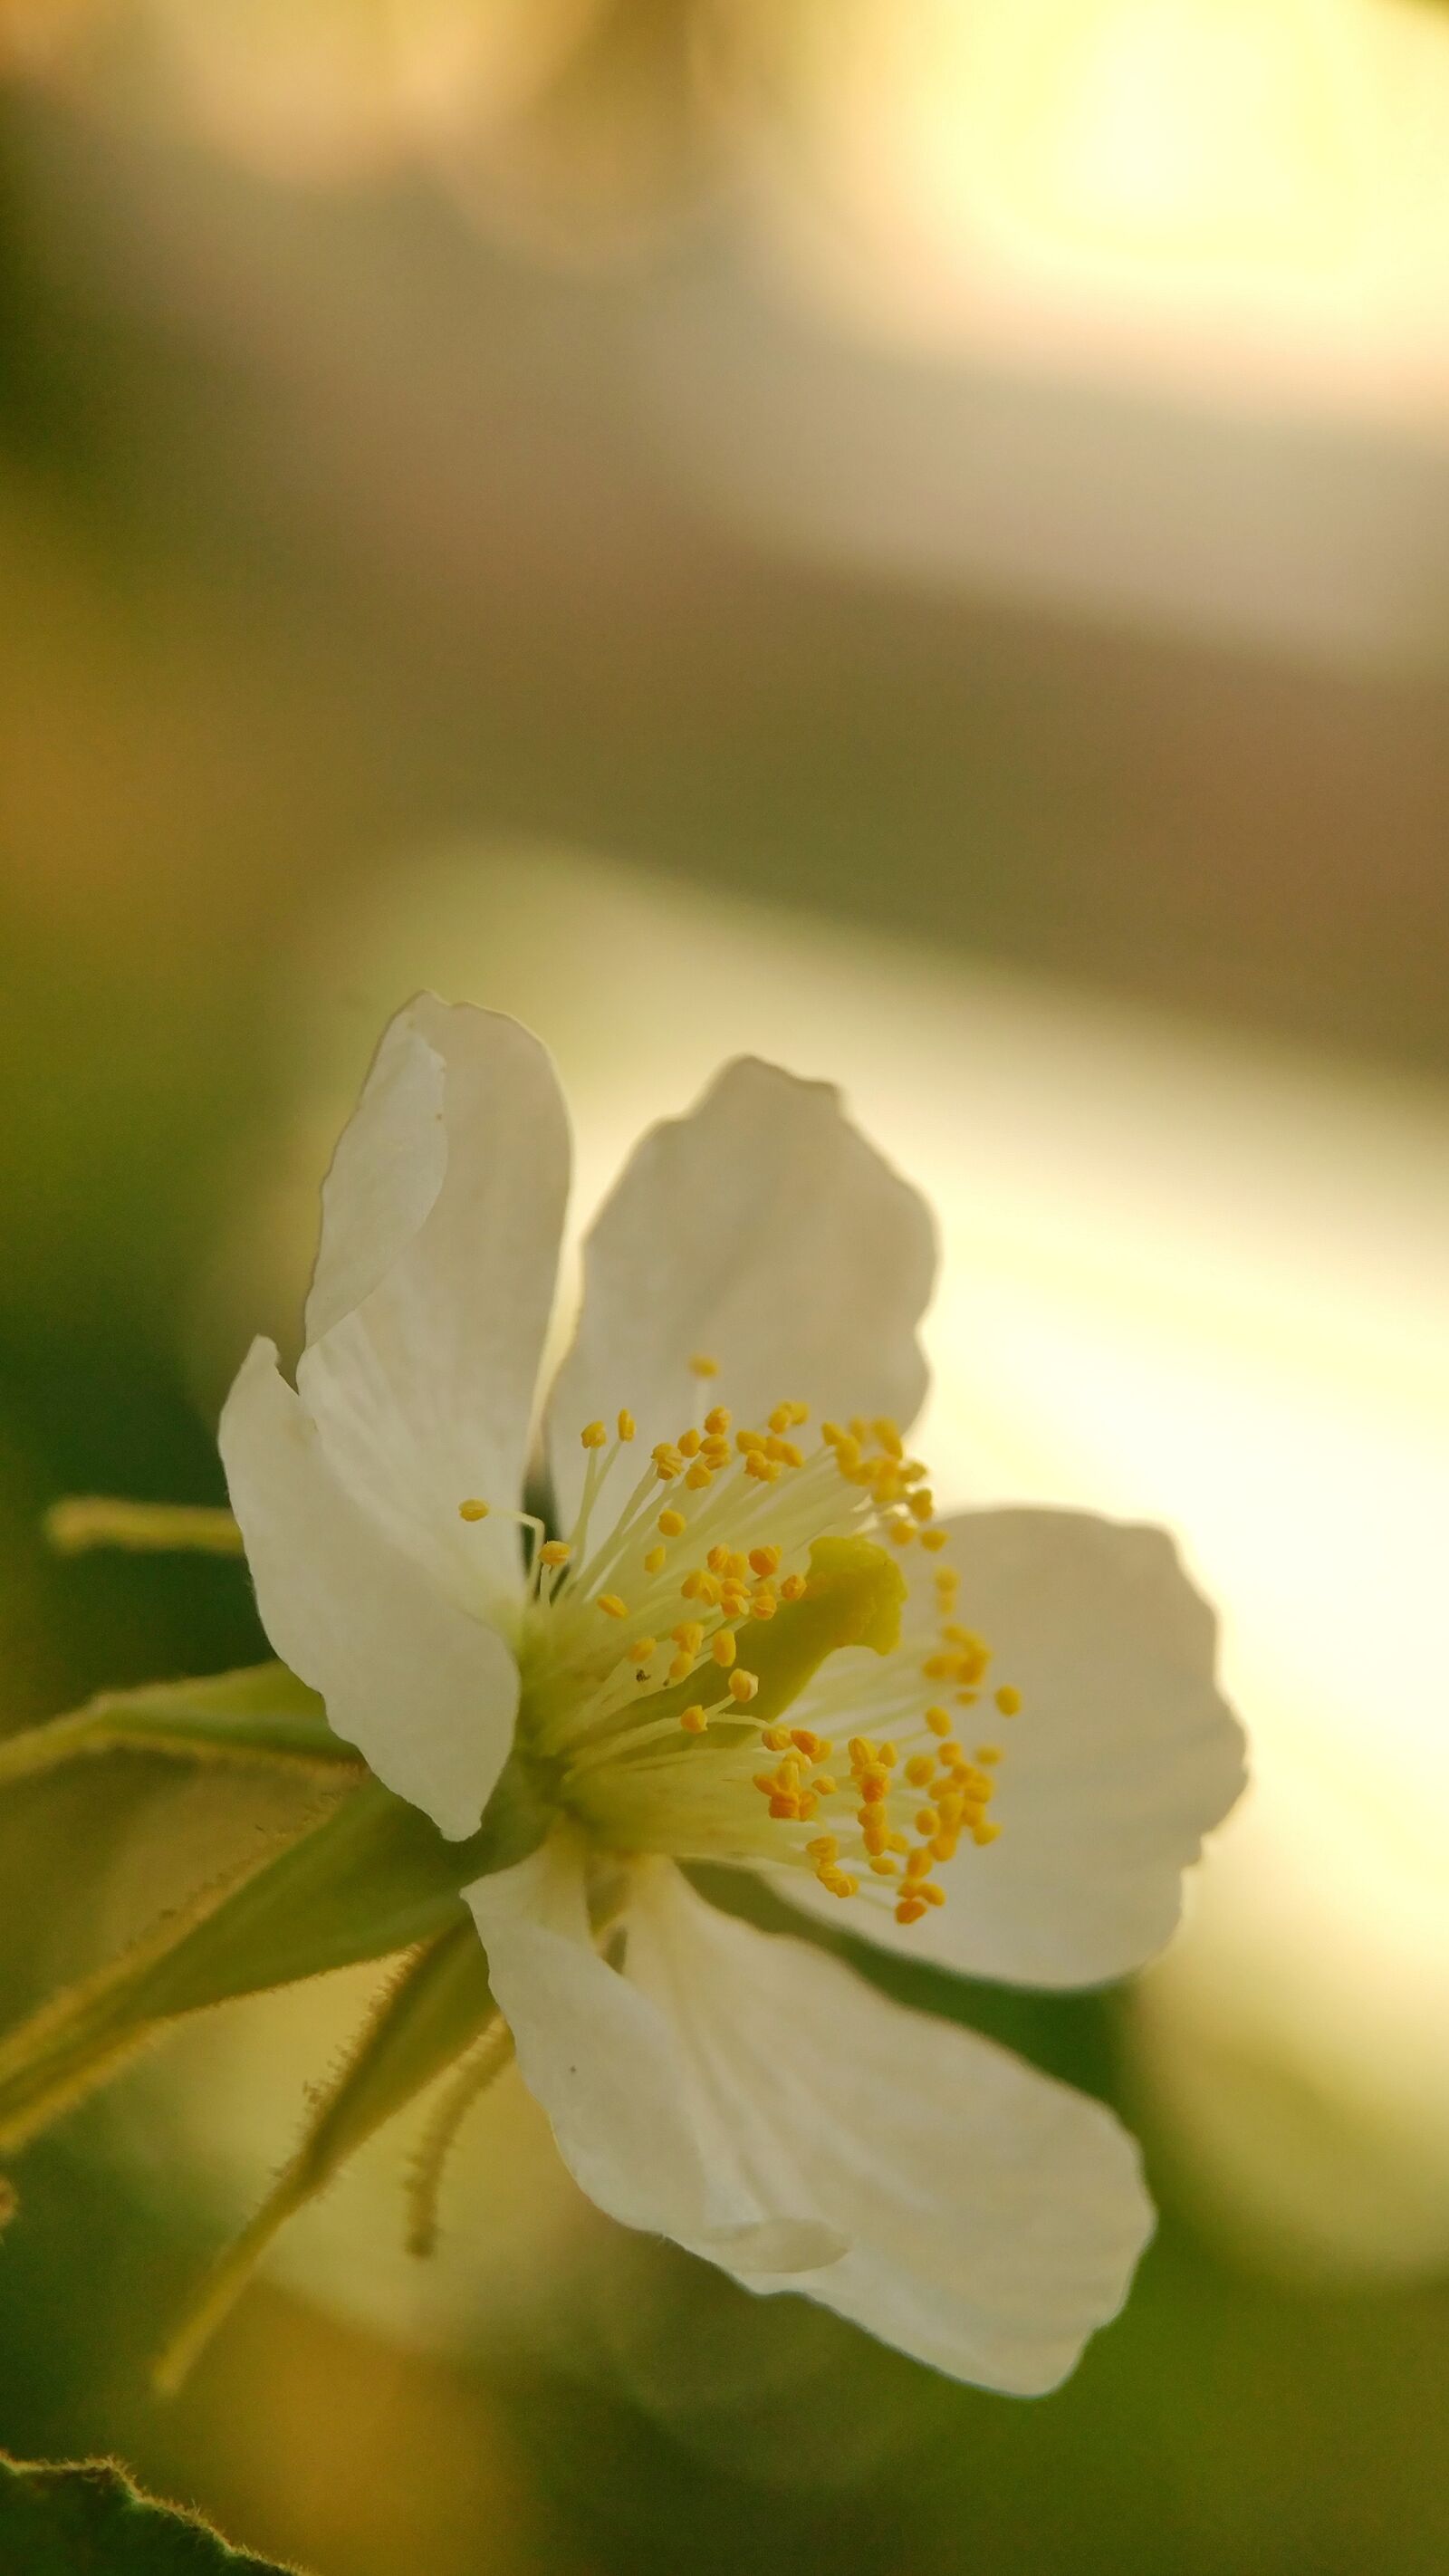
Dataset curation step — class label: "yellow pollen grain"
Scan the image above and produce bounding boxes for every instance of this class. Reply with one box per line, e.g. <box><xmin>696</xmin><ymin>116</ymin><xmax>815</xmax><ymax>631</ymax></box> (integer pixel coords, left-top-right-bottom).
<box><xmin>926</xmin><ymin>1706</ymin><xmax>952</xmax><ymax>1737</ymax></box>
<box><xmin>457</xmin><ymin>1498</ymin><xmax>490</xmax><ymax>1522</ymax></box>
<box><xmin>745</xmin><ymin>1453</ymin><xmax>779</xmax><ymax>1484</ymax></box>
<box><xmin>679</xmin><ymin>1704</ymin><xmax>707</xmax><ymax>1734</ymax></box>
<box><xmin>598</xmin><ymin>1593</ymin><xmax>628</xmax><ymax>1620</ymax></box>
<box><xmin>751</xmin><ymin>1585</ymin><xmax>778</xmax><ymax>1620</ymax></box>
<box><xmin>704</xmin><ymin>1405</ymin><xmax>731</xmax><ymax>1436</ymax></box>
<box><xmin>581</xmin><ymin>1421</ymin><xmax>608</xmax><ymax>1450</ymax></box>
<box><xmin>678</xmin><ymin>1428</ymin><xmax>702</xmax><ymax>1458</ymax></box>
<box><xmin>779</xmin><ymin>1572</ymin><xmax>808</xmax><ymax>1604</ymax></box>
<box><xmin>712</xmin><ymin>1630</ymin><xmax>737</xmax><ymax>1668</ymax></box>
<box><xmin>671</xmin><ymin>1621</ymin><xmax>705</xmax><ymax>1653</ymax></box>
<box><xmin>813</xmin><ymin>1773</ymin><xmax>838</xmax><ymax>1795</ymax></box>
<box><xmin>975</xmin><ymin>1745</ymin><xmax>1003</xmax><ymax>1765</ymax></box>
<box><xmin>644</xmin><ymin>1545</ymin><xmax>667</xmax><ymax>1575</ymax></box>
<box><xmin>657</xmin><ymin>1509</ymin><xmax>686</xmax><ymax>1538</ymax></box>
<box><xmin>749</xmin><ymin>1545</ymin><xmax>782</xmax><ymax>1577</ymax></box>
<box><xmin>539</xmin><ymin>1540</ymin><xmax>571</xmax><ymax>1567</ymax></box>
<box><xmin>729</xmin><ymin>1669</ymin><xmax>759</xmax><ymax>1704</ymax></box>
<box><xmin>906</xmin><ymin>1754</ymin><xmax>935</xmax><ymax>1787</ymax></box>
<box><xmin>995</xmin><ymin>1686</ymin><xmax>1022</xmax><ymax>1716</ymax></box>
<box><xmin>685</xmin><ymin>1463</ymin><xmax>714</xmax><ymax>1490</ymax></box>
<box><xmin>974</xmin><ymin>1820</ymin><xmax>1001</xmax><ymax>1846</ymax></box>
<box><xmin>617</xmin><ymin>1409</ymin><xmax>636</xmax><ymax>1441</ymax></box>
<box><xmin>869</xmin><ymin>1855</ymin><xmax>899</xmax><ymax>1877</ymax></box>
<box><xmin>689</xmin><ymin>1353</ymin><xmax>719</xmax><ymax>1379</ymax></box>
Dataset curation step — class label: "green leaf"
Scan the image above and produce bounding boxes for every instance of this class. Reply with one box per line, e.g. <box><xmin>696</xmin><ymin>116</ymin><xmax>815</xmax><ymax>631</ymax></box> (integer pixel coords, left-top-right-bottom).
<box><xmin>0</xmin><ymin>2453</ymin><xmax>306</xmax><ymax>2572</ymax></box>
<box><xmin>155</xmin><ymin>1920</ymin><xmax>502</xmax><ymax>2390</ymax></box>
<box><xmin>0</xmin><ymin>1666</ymin><xmax>360</xmax><ymax>1793</ymax></box>
<box><xmin>0</xmin><ymin>1760</ymin><xmax>549</xmax><ymax>2154</ymax></box>
<box><xmin>44</xmin><ymin>1497</ymin><xmax>245</xmax><ymax>1557</ymax></box>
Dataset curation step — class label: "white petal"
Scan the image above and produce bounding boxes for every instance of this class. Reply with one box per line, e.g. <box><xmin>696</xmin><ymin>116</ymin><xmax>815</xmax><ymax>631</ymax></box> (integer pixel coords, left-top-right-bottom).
<box><xmin>298</xmin><ymin>998</ymin><xmax>571</xmax><ymax>1616</ymax></box>
<box><xmin>465</xmin><ymin>1835</ymin><xmax>842</xmax><ymax>2274</ymax></box>
<box><xmin>786</xmin><ymin>1508</ymin><xmax>1246</xmax><ymax>1987</ymax></box>
<box><xmin>221</xmin><ymin>1336</ymin><xmax>520</xmax><ymax>1839</ymax></box>
<box><xmin>620</xmin><ymin>1866</ymin><xmax>1153</xmax><ymax>2394</ymax></box>
<box><xmin>545</xmin><ymin>1059</ymin><xmax>936</xmax><ymax>1523</ymax></box>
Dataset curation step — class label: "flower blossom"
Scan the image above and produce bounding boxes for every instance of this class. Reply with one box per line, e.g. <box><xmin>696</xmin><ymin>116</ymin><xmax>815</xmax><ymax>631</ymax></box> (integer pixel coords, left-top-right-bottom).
<box><xmin>216</xmin><ymin>995</ymin><xmax>1245</xmax><ymax>2395</ymax></box>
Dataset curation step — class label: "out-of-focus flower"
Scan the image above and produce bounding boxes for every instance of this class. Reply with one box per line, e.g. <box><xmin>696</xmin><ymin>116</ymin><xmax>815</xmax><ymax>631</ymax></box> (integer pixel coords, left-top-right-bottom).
<box><xmin>208</xmin><ymin>995</ymin><xmax>1239</xmax><ymax>2391</ymax></box>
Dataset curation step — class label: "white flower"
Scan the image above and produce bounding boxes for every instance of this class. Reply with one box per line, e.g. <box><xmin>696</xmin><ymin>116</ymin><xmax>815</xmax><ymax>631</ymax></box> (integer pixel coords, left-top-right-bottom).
<box><xmin>219</xmin><ymin>995</ymin><xmax>1244</xmax><ymax>2396</ymax></box>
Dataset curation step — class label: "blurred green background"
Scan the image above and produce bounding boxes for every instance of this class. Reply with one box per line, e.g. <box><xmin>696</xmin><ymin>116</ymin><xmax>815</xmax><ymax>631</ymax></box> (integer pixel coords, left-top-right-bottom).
<box><xmin>3</xmin><ymin>5</ymin><xmax>1449</xmax><ymax>2571</ymax></box>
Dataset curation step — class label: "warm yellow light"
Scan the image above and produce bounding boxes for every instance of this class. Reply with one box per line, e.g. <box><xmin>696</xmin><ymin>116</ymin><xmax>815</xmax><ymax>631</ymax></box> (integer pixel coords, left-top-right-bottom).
<box><xmin>971</xmin><ymin>0</ymin><xmax>1361</xmax><ymax>273</ymax></box>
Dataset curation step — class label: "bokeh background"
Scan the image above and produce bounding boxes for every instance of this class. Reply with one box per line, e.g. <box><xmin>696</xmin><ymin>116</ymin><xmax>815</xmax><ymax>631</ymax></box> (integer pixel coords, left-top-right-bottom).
<box><xmin>2</xmin><ymin>4</ymin><xmax>1448</xmax><ymax>2570</ymax></box>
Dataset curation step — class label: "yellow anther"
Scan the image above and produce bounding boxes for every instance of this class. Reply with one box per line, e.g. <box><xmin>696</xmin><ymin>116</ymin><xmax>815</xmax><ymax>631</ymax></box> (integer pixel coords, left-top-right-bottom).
<box><xmin>749</xmin><ymin>1545</ymin><xmax>782</xmax><ymax>1578</ymax></box>
<box><xmin>581</xmin><ymin>1421</ymin><xmax>609</xmax><ymax>1450</ymax></box>
<box><xmin>831</xmin><ymin>1436</ymin><xmax>862</xmax><ymax>1475</ymax></box>
<box><xmin>767</xmin><ymin>1404</ymin><xmax>792</xmax><ymax>1435</ymax></box>
<box><xmin>729</xmin><ymin>1669</ymin><xmax>759</xmax><ymax>1705</ymax></box>
<box><xmin>975</xmin><ymin>1745</ymin><xmax>1003</xmax><ymax>1765</ymax></box>
<box><xmin>653</xmin><ymin>1448</ymin><xmax>683</xmax><ymax>1482</ymax></box>
<box><xmin>895</xmin><ymin>1898</ymin><xmax>927</xmax><ymax>1926</ymax></box>
<box><xmin>869</xmin><ymin>1854</ymin><xmax>899</xmax><ymax>1877</ymax></box>
<box><xmin>878</xmin><ymin>1743</ymin><xmax>897</xmax><ymax>1765</ymax></box>
<box><xmin>712</xmin><ymin>1629</ymin><xmax>737</xmax><ymax>1668</ymax></box>
<box><xmin>974</xmin><ymin>1820</ymin><xmax>1002</xmax><ymax>1846</ymax></box>
<box><xmin>995</xmin><ymin>1686</ymin><xmax>1022</xmax><ymax>1716</ymax></box>
<box><xmin>768</xmin><ymin>1794</ymin><xmax>800</xmax><ymax>1820</ymax></box>
<box><xmin>920</xmin><ymin>1881</ymin><xmax>947</xmax><ymax>1908</ymax></box>
<box><xmin>813</xmin><ymin>1773</ymin><xmax>838</xmax><ymax>1795</ymax></box>
<box><xmin>599</xmin><ymin>1594</ymin><xmax>628</xmax><ymax>1620</ymax></box>
<box><xmin>685</xmin><ymin>1462</ymin><xmax>714</xmax><ymax>1490</ymax></box>
<box><xmin>457</xmin><ymin>1498</ymin><xmax>491</xmax><ymax>1522</ymax></box>
<box><xmin>751</xmin><ymin>1585</ymin><xmax>778</xmax><ymax>1620</ymax></box>
<box><xmin>872</xmin><ymin>1418</ymin><xmax>904</xmax><ymax>1458</ymax></box>
<box><xmin>820</xmin><ymin>1421</ymin><xmax>844</xmax><ymax>1446</ymax></box>
<box><xmin>736</xmin><ymin>1428</ymin><xmax>766</xmax><ymax>1456</ymax></box>
<box><xmin>678</xmin><ymin>1427</ymin><xmax>702</xmax><ymax>1458</ymax></box>
<box><xmin>859</xmin><ymin>1768</ymin><xmax>888</xmax><ymax>1805</ymax></box>
<box><xmin>618</xmin><ymin>1409</ymin><xmax>636</xmax><ymax>1442</ymax></box>
<box><xmin>706</xmin><ymin>1544</ymin><xmax>732</xmax><ymax>1574</ymax></box>
<box><xmin>539</xmin><ymin>1540</ymin><xmax>571</xmax><ymax>1567</ymax></box>
<box><xmin>916</xmin><ymin>1807</ymin><xmax>940</xmax><ymax>1837</ymax></box>
<box><xmin>680</xmin><ymin>1568</ymin><xmax>706</xmax><ymax>1600</ymax></box>
<box><xmin>700</xmin><ymin>1438</ymin><xmax>732</xmax><ymax>1467</ymax></box>
<box><xmin>689</xmin><ymin>1353</ymin><xmax>720</xmax><ymax>1379</ymax></box>
<box><xmin>761</xmin><ymin>1725</ymin><xmax>792</xmax><ymax>1752</ymax></box>
<box><xmin>720</xmin><ymin>1587</ymin><xmax>750</xmax><ymax>1619</ymax></box>
<box><xmin>790</xmin><ymin>1728</ymin><xmax>821</xmax><ymax>1759</ymax></box>
<box><xmin>725</xmin><ymin>1552</ymin><xmax>749</xmax><ymax>1580</ymax></box>
<box><xmin>908</xmin><ymin>1489</ymin><xmax>935</xmax><ymax>1523</ymax></box>
<box><xmin>679</xmin><ymin>1704</ymin><xmax>707</xmax><ymax>1734</ymax></box>
<box><xmin>905</xmin><ymin>1754</ymin><xmax>935</xmax><ymax>1788</ymax></box>
<box><xmin>822</xmin><ymin>1871</ymin><xmax>859</xmax><ymax>1899</ymax></box>
<box><xmin>904</xmin><ymin>1848</ymin><xmax>933</xmax><ymax>1880</ymax></box>
<box><xmin>745</xmin><ymin>1453</ymin><xmax>780</xmax><ymax>1484</ymax></box>
<box><xmin>920</xmin><ymin>1529</ymin><xmax>948</xmax><ymax>1552</ymax></box>
<box><xmin>671</xmin><ymin>1622</ymin><xmax>705</xmax><ymax>1654</ymax></box>
<box><xmin>644</xmin><ymin>1545</ymin><xmax>667</xmax><ymax>1575</ymax></box>
<box><xmin>657</xmin><ymin>1509</ymin><xmax>686</xmax><ymax>1537</ymax></box>
<box><xmin>925</xmin><ymin>1706</ymin><xmax>952</xmax><ymax>1737</ymax></box>
<box><xmin>629</xmin><ymin>1638</ymin><xmax>656</xmax><ymax>1664</ymax></box>
<box><xmin>704</xmin><ymin>1405</ymin><xmax>731</xmax><ymax>1436</ymax></box>
<box><xmin>848</xmin><ymin>1736</ymin><xmax>877</xmax><ymax>1767</ymax></box>
<box><xmin>668</xmin><ymin>1652</ymin><xmax>695</xmax><ymax>1683</ymax></box>
<box><xmin>765</xmin><ymin>1437</ymin><xmax>804</xmax><ymax>1468</ymax></box>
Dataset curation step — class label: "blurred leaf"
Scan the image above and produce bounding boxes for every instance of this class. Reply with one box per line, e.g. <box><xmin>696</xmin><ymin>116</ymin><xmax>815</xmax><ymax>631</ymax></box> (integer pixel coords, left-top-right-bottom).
<box><xmin>0</xmin><ymin>1664</ymin><xmax>358</xmax><ymax>1790</ymax></box>
<box><xmin>44</xmin><ymin>1498</ymin><xmax>245</xmax><ymax>1558</ymax></box>
<box><xmin>0</xmin><ymin>1761</ymin><xmax>548</xmax><ymax>2153</ymax></box>
<box><xmin>155</xmin><ymin>1918</ymin><xmax>503</xmax><ymax>2389</ymax></box>
<box><xmin>0</xmin><ymin>2452</ymin><xmax>305</xmax><ymax>2571</ymax></box>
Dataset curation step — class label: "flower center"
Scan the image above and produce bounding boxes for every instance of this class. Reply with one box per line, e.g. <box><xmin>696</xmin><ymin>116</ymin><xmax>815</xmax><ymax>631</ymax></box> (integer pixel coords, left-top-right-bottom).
<box><xmin>457</xmin><ymin>1368</ymin><xmax>1017</xmax><ymax>1930</ymax></box>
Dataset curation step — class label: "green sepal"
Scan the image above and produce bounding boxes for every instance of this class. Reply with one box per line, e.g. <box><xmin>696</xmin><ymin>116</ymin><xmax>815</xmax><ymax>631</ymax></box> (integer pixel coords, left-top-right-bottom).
<box><xmin>0</xmin><ymin>1760</ymin><xmax>548</xmax><ymax>2155</ymax></box>
<box><xmin>154</xmin><ymin>1920</ymin><xmax>500</xmax><ymax>2392</ymax></box>
<box><xmin>0</xmin><ymin>1664</ymin><xmax>360</xmax><ymax>1792</ymax></box>
<box><xmin>0</xmin><ymin>2452</ymin><xmax>305</xmax><ymax>2572</ymax></box>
